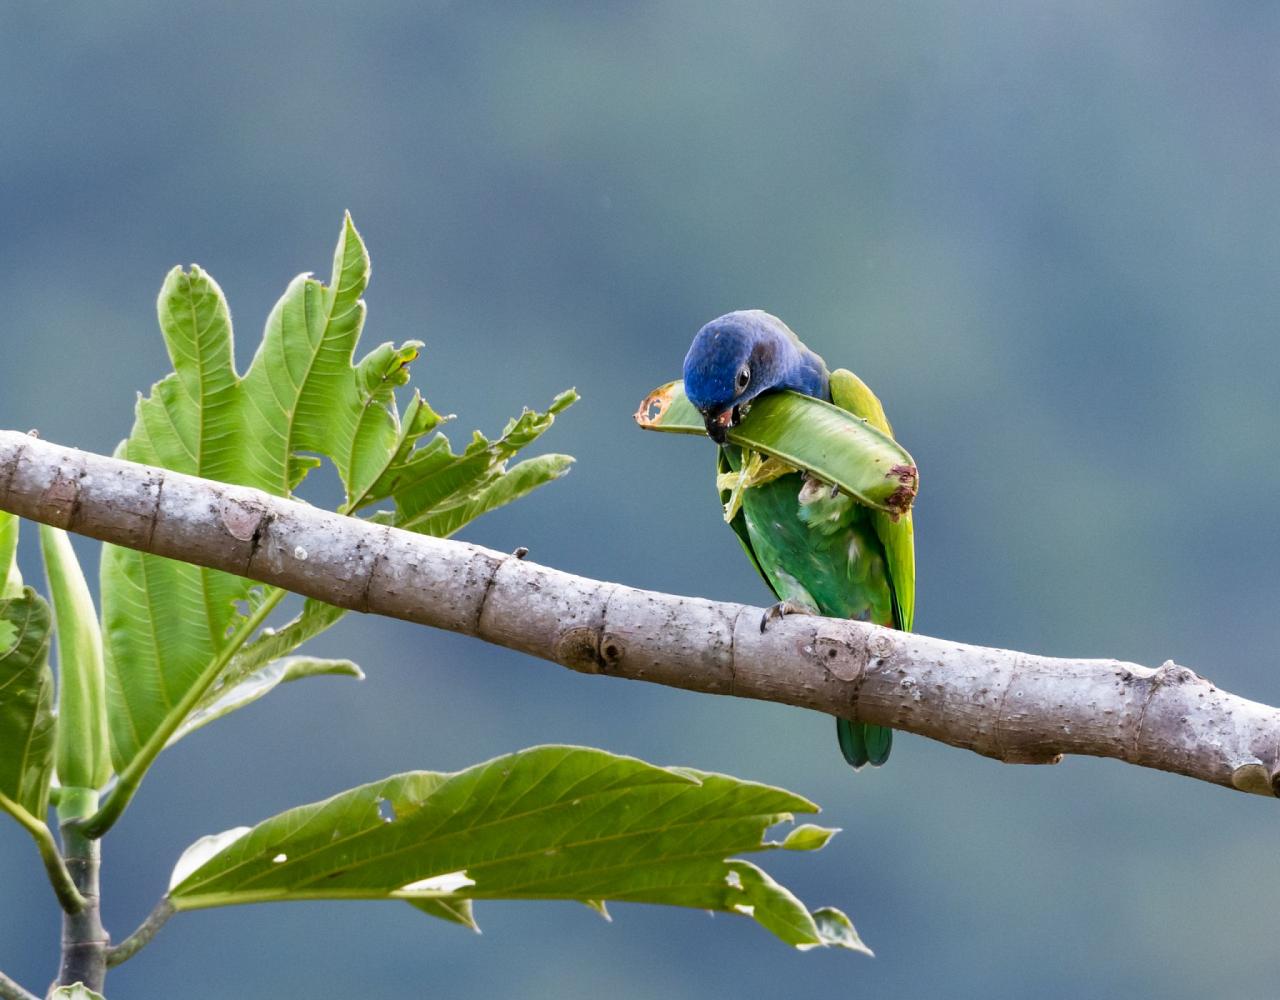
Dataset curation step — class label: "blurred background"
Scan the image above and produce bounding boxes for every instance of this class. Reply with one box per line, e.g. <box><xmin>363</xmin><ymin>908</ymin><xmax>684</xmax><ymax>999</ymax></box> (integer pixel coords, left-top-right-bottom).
<box><xmin>2</xmin><ymin>2</ymin><xmax>1279</xmax><ymax>997</ymax></box>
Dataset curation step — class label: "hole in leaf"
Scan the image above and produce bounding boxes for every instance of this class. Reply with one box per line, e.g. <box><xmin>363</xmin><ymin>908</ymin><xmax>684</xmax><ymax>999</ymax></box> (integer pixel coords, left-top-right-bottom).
<box><xmin>377</xmin><ymin>797</ymin><xmax>396</xmax><ymax>823</ymax></box>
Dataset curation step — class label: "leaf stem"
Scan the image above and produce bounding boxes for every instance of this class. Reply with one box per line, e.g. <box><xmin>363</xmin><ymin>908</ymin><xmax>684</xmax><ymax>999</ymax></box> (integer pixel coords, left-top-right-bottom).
<box><xmin>0</xmin><ymin>790</ymin><xmax>85</xmax><ymax>913</ymax></box>
<box><xmin>106</xmin><ymin>897</ymin><xmax>176</xmax><ymax>967</ymax></box>
<box><xmin>0</xmin><ymin>968</ymin><xmax>39</xmax><ymax>1000</ymax></box>
<box><xmin>80</xmin><ymin>588</ymin><xmax>286</xmax><ymax>838</ymax></box>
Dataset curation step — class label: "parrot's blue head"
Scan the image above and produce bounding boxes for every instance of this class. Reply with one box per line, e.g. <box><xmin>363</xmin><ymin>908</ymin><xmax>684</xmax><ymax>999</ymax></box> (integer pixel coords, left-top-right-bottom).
<box><xmin>682</xmin><ymin>310</ymin><xmax>829</xmax><ymax>443</ymax></box>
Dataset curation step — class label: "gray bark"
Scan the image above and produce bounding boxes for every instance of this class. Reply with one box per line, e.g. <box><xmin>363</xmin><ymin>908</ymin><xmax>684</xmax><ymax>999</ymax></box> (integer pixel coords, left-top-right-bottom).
<box><xmin>56</xmin><ymin>821</ymin><xmax>106</xmax><ymax>992</ymax></box>
<box><xmin>2</xmin><ymin>429</ymin><xmax>1277</xmax><ymax>799</ymax></box>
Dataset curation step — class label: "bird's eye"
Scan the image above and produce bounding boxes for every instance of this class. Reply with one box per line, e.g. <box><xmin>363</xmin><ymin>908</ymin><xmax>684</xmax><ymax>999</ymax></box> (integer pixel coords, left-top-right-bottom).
<box><xmin>735</xmin><ymin>364</ymin><xmax>751</xmax><ymax>393</ymax></box>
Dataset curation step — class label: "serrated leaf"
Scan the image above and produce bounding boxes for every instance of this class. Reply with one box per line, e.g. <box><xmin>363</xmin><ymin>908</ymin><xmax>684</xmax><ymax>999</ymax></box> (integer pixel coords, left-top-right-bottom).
<box><xmin>365</xmin><ymin>389</ymin><xmax>579</xmax><ymax>532</ymax></box>
<box><xmin>404</xmin><ymin>453</ymin><xmax>574</xmax><ymax>538</ymax></box>
<box><xmin>0</xmin><ymin>588</ymin><xmax>55</xmax><ymax>818</ymax></box>
<box><xmin>635</xmin><ymin>380</ymin><xmax>917</xmax><ymax>516</ymax></box>
<box><xmin>101</xmin><ymin>214</ymin><xmax>421</xmax><ymax>770</ymax></box>
<box><xmin>51</xmin><ymin>985</ymin><xmax>106</xmax><ymax>1000</ymax></box>
<box><xmin>168</xmin><ymin>656</ymin><xmax>363</xmax><ymax>746</ymax></box>
<box><xmin>101</xmin><ymin>219</ymin><xmax>577</xmax><ymax>767</ymax></box>
<box><xmin>168</xmin><ymin>746</ymin><xmax>862</xmax><ymax>953</ymax></box>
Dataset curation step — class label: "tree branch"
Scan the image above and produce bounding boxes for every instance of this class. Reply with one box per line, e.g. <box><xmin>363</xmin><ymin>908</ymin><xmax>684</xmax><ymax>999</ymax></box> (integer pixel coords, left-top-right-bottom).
<box><xmin>2</xmin><ymin>429</ymin><xmax>1278</xmax><ymax>799</ymax></box>
<box><xmin>106</xmin><ymin>898</ymin><xmax>175</xmax><ymax>968</ymax></box>
<box><xmin>56</xmin><ymin>789</ymin><xmax>107</xmax><ymax>993</ymax></box>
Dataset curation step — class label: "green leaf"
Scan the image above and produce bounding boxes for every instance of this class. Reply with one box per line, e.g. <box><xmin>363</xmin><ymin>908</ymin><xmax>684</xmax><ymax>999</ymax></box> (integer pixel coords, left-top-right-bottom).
<box><xmin>779</xmin><ymin>823</ymin><xmax>839</xmax><ymax>852</ymax></box>
<box><xmin>0</xmin><ymin>511</ymin><xmax>22</xmax><ymax>599</ymax></box>
<box><xmin>406</xmin><ymin>896</ymin><xmax>479</xmax><ymax>931</ymax></box>
<box><xmin>100</xmin><ymin>218</ymin><xmax>577</xmax><ymax>772</ymax></box>
<box><xmin>225</xmin><ymin>599</ymin><xmax>348</xmax><ymax>681</ymax></box>
<box><xmin>100</xmin><ymin>214</ymin><xmax>419</xmax><ymax>770</ymax></box>
<box><xmin>51</xmin><ymin>983</ymin><xmax>107</xmax><ymax>1000</ymax></box>
<box><xmin>365</xmin><ymin>389</ymin><xmax>578</xmax><ymax>532</ymax></box>
<box><xmin>168</xmin><ymin>746</ymin><xmax>864</xmax><ymax>953</ymax></box>
<box><xmin>214</xmin><ymin>391</ymin><xmax>577</xmax><ymax>684</ymax></box>
<box><xmin>809</xmin><ymin>907</ymin><xmax>872</xmax><ymax>955</ymax></box>
<box><xmin>168</xmin><ymin>656</ymin><xmax>364</xmax><ymax>746</ymax></box>
<box><xmin>402</xmin><ymin>453</ymin><xmax>574</xmax><ymax>538</ymax></box>
<box><xmin>0</xmin><ymin>588</ymin><xmax>55</xmax><ymax>818</ymax></box>
<box><xmin>635</xmin><ymin>380</ymin><xmax>917</xmax><ymax>516</ymax></box>
<box><xmin>41</xmin><ymin>525</ymin><xmax>111</xmax><ymax>789</ymax></box>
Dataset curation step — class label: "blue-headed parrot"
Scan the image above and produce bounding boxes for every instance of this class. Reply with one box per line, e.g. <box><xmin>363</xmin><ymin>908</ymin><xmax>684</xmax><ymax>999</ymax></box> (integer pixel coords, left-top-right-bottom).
<box><xmin>682</xmin><ymin>310</ymin><xmax>915</xmax><ymax>769</ymax></box>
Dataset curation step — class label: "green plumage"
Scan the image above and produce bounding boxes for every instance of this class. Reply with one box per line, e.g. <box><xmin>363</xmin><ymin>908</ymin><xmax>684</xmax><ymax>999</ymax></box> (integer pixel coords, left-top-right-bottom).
<box><xmin>719</xmin><ymin>369</ymin><xmax>915</xmax><ymax>769</ymax></box>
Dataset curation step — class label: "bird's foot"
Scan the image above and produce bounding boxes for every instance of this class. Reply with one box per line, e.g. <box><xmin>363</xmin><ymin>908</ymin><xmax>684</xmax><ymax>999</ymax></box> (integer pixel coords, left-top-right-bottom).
<box><xmin>760</xmin><ymin>600</ymin><xmax>818</xmax><ymax>633</ymax></box>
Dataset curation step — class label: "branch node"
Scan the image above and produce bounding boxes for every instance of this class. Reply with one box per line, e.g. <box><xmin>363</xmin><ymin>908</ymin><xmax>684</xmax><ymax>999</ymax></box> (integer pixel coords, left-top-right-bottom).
<box><xmin>219</xmin><ymin>495</ymin><xmax>268</xmax><ymax>543</ymax></box>
<box><xmin>1153</xmin><ymin>660</ymin><xmax>1201</xmax><ymax>685</ymax></box>
<box><xmin>867</xmin><ymin>631</ymin><xmax>894</xmax><ymax>659</ymax></box>
<box><xmin>1229</xmin><ymin>762</ymin><xmax>1275</xmax><ymax>796</ymax></box>
<box><xmin>41</xmin><ymin>472</ymin><xmax>81</xmax><ymax>528</ymax></box>
<box><xmin>811</xmin><ymin>635</ymin><xmax>865</xmax><ymax>684</ymax></box>
<box><xmin>599</xmin><ymin>632</ymin><xmax>625</xmax><ymax>669</ymax></box>
<box><xmin>556</xmin><ymin>626</ymin><xmax>605</xmax><ymax>674</ymax></box>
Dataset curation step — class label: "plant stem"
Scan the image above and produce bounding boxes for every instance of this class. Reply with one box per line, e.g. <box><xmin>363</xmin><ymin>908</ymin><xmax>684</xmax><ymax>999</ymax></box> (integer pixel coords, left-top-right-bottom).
<box><xmin>0</xmin><ymin>790</ymin><xmax>85</xmax><ymax>914</ymax></box>
<box><xmin>80</xmin><ymin>588</ymin><xmax>285</xmax><ymax>838</ymax></box>
<box><xmin>57</xmin><ymin>789</ymin><xmax>107</xmax><ymax>993</ymax></box>
<box><xmin>106</xmin><ymin>898</ymin><xmax>175</xmax><ymax>967</ymax></box>
<box><xmin>0</xmin><ymin>969</ymin><xmax>38</xmax><ymax>1000</ymax></box>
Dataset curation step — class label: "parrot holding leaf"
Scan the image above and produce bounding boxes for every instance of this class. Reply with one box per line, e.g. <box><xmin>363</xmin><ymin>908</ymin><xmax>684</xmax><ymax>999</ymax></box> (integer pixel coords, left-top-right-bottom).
<box><xmin>680</xmin><ymin>310</ymin><xmax>915</xmax><ymax>769</ymax></box>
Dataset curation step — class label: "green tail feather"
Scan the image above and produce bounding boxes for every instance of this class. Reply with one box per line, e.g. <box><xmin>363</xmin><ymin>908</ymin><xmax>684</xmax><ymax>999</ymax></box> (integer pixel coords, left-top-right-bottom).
<box><xmin>836</xmin><ymin>718</ymin><xmax>893</xmax><ymax>769</ymax></box>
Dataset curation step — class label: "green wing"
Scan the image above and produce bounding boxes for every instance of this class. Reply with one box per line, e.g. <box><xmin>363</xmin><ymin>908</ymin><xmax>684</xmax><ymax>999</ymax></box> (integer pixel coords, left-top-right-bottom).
<box><xmin>717</xmin><ymin>369</ymin><xmax>915</xmax><ymax>770</ymax></box>
<box><xmin>829</xmin><ymin>369</ymin><xmax>915</xmax><ymax>632</ymax></box>
<box><xmin>827</xmin><ymin>369</ymin><xmax>916</xmax><ymax>768</ymax></box>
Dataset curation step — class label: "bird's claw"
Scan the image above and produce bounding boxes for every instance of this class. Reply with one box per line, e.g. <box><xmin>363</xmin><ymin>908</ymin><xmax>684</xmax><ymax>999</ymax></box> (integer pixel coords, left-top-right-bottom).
<box><xmin>760</xmin><ymin>600</ymin><xmax>817</xmax><ymax>633</ymax></box>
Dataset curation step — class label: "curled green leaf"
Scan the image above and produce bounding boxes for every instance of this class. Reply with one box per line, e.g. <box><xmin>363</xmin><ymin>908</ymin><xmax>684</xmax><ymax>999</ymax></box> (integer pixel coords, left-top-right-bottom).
<box><xmin>41</xmin><ymin>525</ymin><xmax>111</xmax><ymax>789</ymax></box>
<box><xmin>635</xmin><ymin>380</ymin><xmax>917</xmax><ymax>516</ymax></box>
<box><xmin>0</xmin><ymin>511</ymin><xmax>21</xmax><ymax>599</ymax></box>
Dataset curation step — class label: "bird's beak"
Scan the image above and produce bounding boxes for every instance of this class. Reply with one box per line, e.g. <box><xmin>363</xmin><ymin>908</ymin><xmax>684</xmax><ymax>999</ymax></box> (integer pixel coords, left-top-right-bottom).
<box><xmin>704</xmin><ymin>407</ymin><xmax>735</xmax><ymax>444</ymax></box>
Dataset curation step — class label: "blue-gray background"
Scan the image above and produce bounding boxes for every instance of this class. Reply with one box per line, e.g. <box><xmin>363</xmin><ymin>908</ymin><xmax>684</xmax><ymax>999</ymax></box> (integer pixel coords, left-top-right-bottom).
<box><xmin>2</xmin><ymin>3</ymin><xmax>1278</xmax><ymax>997</ymax></box>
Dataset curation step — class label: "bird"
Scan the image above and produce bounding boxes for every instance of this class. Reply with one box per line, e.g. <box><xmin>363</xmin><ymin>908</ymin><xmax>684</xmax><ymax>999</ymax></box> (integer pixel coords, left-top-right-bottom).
<box><xmin>682</xmin><ymin>309</ymin><xmax>915</xmax><ymax>768</ymax></box>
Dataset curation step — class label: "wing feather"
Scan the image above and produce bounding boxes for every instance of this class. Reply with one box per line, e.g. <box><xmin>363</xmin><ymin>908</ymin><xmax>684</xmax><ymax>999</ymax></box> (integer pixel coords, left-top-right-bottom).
<box><xmin>829</xmin><ymin>369</ymin><xmax>916</xmax><ymax>632</ymax></box>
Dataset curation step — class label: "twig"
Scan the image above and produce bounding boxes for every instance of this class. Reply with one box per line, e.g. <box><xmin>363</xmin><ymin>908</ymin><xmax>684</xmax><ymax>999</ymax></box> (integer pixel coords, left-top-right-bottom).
<box><xmin>79</xmin><ymin>590</ymin><xmax>285</xmax><ymax>839</ymax></box>
<box><xmin>0</xmin><ymin>791</ymin><xmax>85</xmax><ymax>914</ymax></box>
<box><xmin>107</xmin><ymin>898</ymin><xmax>176</xmax><ymax>967</ymax></box>
<box><xmin>0</xmin><ymin>969</ymin><xmax>38</xmax><ymax>1000</ymax></box>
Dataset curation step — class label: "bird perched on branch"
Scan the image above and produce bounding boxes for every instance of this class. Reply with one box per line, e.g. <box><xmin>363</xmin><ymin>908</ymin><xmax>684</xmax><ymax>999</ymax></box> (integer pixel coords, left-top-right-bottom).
<box><xmin>682</xmin><ymin>310</ymin><xmax>915</xmax><ymax>768</ymax></box>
